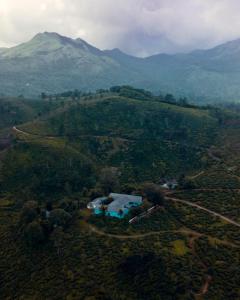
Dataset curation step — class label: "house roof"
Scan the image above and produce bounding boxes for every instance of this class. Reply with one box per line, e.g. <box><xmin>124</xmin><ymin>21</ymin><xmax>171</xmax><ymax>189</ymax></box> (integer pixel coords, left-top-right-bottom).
<box><xmin>87</xmin><ymin>197</ymin><xmax>107</xmax><ymax>209</ymax></box>
<box><xmin>108</xmin><ymin>193</ymin><xmax>142</xmax><ymax>213</ymax></box>
<box><xmin>88</xmin><ymin>193</ymin><xmax>143</xmax><ymax>214</ymax></box>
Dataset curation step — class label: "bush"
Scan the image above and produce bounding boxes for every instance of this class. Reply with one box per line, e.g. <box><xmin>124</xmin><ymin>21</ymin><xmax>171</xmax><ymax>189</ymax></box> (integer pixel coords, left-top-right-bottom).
<box><xmin>49</xmin><ymin>209</ymin><xmax>72</xmax><ymax>228</ymax></box>
<box><xmin>142</xmin><ymin>183</ymin><xmax>165</xmax><ymax>206</ymax></box>
<box><xmin>20</xmin><ymin>201</ymin><xmax>39</xmax><ymax>224</ymax></box>
<box><xmin>89</xmin><ymin>188</ymin><xmax>104</xmax><ymax>201</ymax></box>
<box><xmin>24</xmin><ymin>220</ymin><xmax>45</xmax><ymax>246</ymax></box>
<box><xmin>59</xmin><ymin>198</ymin><xmax>77</xmax><ymax>213</ymax></box>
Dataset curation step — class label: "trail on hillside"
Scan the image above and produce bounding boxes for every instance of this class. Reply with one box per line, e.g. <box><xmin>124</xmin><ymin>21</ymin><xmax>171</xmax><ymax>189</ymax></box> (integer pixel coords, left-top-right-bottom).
<box><xmin>189</xmin><ymin>171</ymin><xmax>205</xmax><ymax>180</ymax></box>
<box><xmin>86</xmin><ymin>223</ymin><xmax>200</xmax><ymax>240</ymax></box>
<box><xmin>166</xmin><ymin>196</ymin><xmax>240</xmax><ymax>228</ymax></box>
<box><xmin>188</xmin><ymin>235</ymin><xmax>213</xmax><ymax>298</ymax></box>
<box><xmin>13</xmin><ymin>126</ymin><xmax>29</xmax><ymax>135</ymax></box>
<box><xmin>85</xmin><ymin>222</ymin><xmax>239</xmax><ymax>248</ymax></box>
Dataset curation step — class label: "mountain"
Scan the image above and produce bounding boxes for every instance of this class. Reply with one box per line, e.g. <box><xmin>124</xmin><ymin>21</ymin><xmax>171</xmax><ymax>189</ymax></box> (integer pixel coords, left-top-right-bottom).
<box><xmin>1</xmin><ymin>32</ymin><xmax>240</xmax><ymax>102</ymax></box>
<box><xmin>0</xmin><ymin>32</ymin><xmax>139</xmax><ymax>96</ymax></box>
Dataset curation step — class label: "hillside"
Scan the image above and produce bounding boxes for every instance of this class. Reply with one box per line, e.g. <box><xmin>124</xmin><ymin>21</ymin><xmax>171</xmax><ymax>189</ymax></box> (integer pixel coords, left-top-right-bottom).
<box><xmin>2</xmin><ymin>87</ymin><xmax>239</xmax><ymax>199</ymax></box>
<box><xmin>0</xmin><ymin>97</ymin><xmax>39</xmax><ymax>130</ymax></box>
<box><xmin>2</xmin><ymin>33</ymin><xmax>240</xmax><ymax>102</ymax></box>
<box><xmin>0</xmin><ymin>96</ymin><xmax>67</xmax><ymax>131</ymax></box>
<box><xmin>0</xmin><ymin>88</ymin><xmax>220</xmax><ymax>201</ymax></box>
<box><xmin>0</xmin><ymin>88</ymin><xmax>240</xmax><ymax>299</ymax></box>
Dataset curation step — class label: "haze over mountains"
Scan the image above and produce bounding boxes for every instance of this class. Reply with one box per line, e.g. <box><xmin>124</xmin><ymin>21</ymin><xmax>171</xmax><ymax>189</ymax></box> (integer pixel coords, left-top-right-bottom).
<box><xmin>1</xmin><ymin>32</ymin><xmax>240</xmax><ymax>103</ymax></box>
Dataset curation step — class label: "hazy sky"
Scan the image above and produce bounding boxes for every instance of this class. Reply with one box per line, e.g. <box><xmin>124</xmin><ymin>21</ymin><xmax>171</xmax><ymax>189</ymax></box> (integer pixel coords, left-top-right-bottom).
<box><xmin>1</xmin><ymin>0</ymin><xmax>240</xmax><ymax>56</ymax></box>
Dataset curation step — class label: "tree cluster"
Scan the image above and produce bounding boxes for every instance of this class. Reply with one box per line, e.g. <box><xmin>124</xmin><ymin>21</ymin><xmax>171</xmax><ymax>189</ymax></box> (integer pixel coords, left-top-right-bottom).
<box><xmin>20</xmin><ymin>200</ymin><xmax>72</xmax><ymax>248</ymax></box>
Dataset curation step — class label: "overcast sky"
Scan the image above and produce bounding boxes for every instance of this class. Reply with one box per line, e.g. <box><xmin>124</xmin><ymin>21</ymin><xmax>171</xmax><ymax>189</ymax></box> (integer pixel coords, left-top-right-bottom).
<box><xmin>1</xmin><ymin>0</ymin><xmax>240</xmax><ymax>56</ymax></box>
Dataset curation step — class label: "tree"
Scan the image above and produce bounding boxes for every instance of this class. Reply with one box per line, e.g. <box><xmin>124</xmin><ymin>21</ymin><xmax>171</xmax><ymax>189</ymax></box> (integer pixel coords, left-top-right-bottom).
<box><xmin>181</xmin><ymin>179</ymin><xmax>196</xmax><ymax>190</ymax></box>
<box><xmin>165</xmin><ymin>94</ymin><xmax>176</xmax><ymax>104</ymax></box>
<box><xmin>178</xmin><ymin>97</ymin><xmax>188</xmax><ymax>106</ymax></box>
<box><xmin>20</xmin><ymin>201</ymin><xmax>39</xmax><ymax>224</ymax></box>
<box><xmin>110</xmin><ymin>86</ymin><xmax>121</xmax><ymax>93</ymax></box>
<box><xmin>99</xmin><ymin>167</ymin><xmax>120</xmax><ymax>194</ymax></box>
<box><xmin>46</xmin><ymin>201</ymin><xmax>53</xmax><ymax>212</ymax></box>
<box><xmin>130</xmin><ymin>206</ymin><xmax>143</xmax><ymax>218</ymax></box>
<box><xmin>49</xmin><ymin>209</ymin><xmax>72</xmax><ymax>229</ymax></box>
<box><xmin>118</xmin><ymin>253</ymin><xmax>177</xmax><ymax>299</ymax></box>
<box><xmin>59</xmin><ymin>198</ymin><xmax>77</xmax><ymax>213</ymax></box>
<box><xmin>24</xmin><ymin>220</ymin><xmax>45</xmax><ymax>246</ymax></box>
<box><xmin>41</xmin><ymin>92</ymin><xmax>47</xmax><ymax>100</ymax></box>
<box><xmin>58</xmin><ymin>123</ymin><xmax>65</xmax><ymax>136</ymax></box>
<box><xmin>64</xmin><ymin>182</ymin><xmax>72</xmax><ymax>195</ymax></box>
<box><xmin>51</xmin><ymin>226</ymin><xmax>65</xmax><ymax>256</ymax></box>
<box><xmin>142</xmin><ymin>183</ymin><xmax>165</xmax><ymax>206</ymax></box>
<box><xmin>89</xmin><ymin>188</ymin><xmax>104</xmax><ymax>201</ymax></box>
<box><xmin>178</xmin><ymin>174</ymin><xmax>186</xmax><ymax>187</ymax></box>
<box><xmin>178</xmin><ymin>174</ymin><xmax>196</xmax><ymax>190</ymax></box>
<box><xmin>121</xmin><ymin>183</ymin><xmax>136</xmax><ymax>194</ymax></box>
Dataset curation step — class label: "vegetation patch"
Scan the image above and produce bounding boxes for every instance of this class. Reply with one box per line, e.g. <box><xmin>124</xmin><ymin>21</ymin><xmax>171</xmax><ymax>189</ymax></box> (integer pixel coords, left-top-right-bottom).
<box><xmin>172</xmin><ymin>239</ymin><xmax>189</xmax><ymax>256</ymax></box>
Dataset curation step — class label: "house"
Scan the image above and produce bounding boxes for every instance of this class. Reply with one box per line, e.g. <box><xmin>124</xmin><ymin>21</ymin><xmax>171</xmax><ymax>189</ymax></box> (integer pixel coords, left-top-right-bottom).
<box><xmin>87</xmin><ymin>193</ymin><xmax>143</xmax><ymax>219</ymax></box>
<box><xmin>161</xmin><ymin>179</ymin><xmax>178</xmax><ymax>190</ymax></box>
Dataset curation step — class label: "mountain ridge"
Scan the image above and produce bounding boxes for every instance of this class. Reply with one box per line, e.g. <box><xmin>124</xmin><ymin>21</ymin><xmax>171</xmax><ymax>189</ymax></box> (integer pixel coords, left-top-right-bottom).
<box><xmin>3</xmin><ymin>32</ymin><xmax>240</xmax><ymax>58</ymax></box>
<box><xmin>1</xmin><ymin>32</ymin><xmax>240</xmax><ymax>102</ymax></box>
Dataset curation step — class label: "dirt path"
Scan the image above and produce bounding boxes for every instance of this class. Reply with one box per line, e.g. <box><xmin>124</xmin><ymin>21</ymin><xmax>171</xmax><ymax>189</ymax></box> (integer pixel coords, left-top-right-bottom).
<box><xmin>188</xmin><ymin>234</ymin><xmax>213</xmax><ymax>298</ymax></box>
<box><xmin>13</xmin><ymin>126</ymin><xmax>131</xmax><ymax>142</ymax></box>
<box><xmin>195</xmin><ymin>275</ymin><xmax>212</xmax><ymax>299</ymax></box>
<box><xmin>13</xmin><ymin>126</ymin><xmax>29</xmax><ymax>135</ymax></box>
<box><xmin>86</xmin><ymin>222</ymin><xmax>239</xmax><ymax>249</ymax></box>
<box><xmin>166</xmin><ymin>193</ymin><xmax>240</xmax><ymax>298</ymax></box>
<box><xmin>13</xmin><ymin>126</ymin><xmax>57</xmax><ymax>140</ymax></box>
<box><xmin>87</xmin><ymin>223</ymin><xmax>200</xmax><ymax>240</ymax></box>
<box><xmin>85</xmin><ymin>200</ymin><xmax>240</xmax><ymax>298</ymax></box>
<box><xmin>173</xmin><ymin>188</ymin><xmax>240</xmax><ymax>193</ymax></box>
<box><xmin>207</xmin><ymin>148</ymin><xmax>222</xmax><ymax>162</ymax></box>
<box><xmin>166</xmin><ymin>196</ymin><xmax>240</xmax><ymax>228</ymax></box>
<box><xmin>189</xmin><ymin>171</ymin><xmax>205</xmax><ymax>180</ymax></box>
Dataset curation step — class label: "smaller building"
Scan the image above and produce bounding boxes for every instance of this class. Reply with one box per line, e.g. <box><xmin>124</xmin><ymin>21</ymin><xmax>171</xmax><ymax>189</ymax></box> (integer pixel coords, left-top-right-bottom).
<box><xmin>87</xmin><ymin>193</ymin><xmax>143</xmax><ymax>219</ymax></box>
<box><xmin>161</xmin><ymin>180</ymin><xmax>178</xmax><ymax>190</ymax></box>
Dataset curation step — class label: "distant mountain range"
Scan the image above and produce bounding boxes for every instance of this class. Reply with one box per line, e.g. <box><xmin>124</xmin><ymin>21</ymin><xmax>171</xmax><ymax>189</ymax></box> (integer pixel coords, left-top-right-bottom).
<box><xmin>1</xmin><ymin>32</ymin><xmax>240</xmax><ymax>103</ymax></box>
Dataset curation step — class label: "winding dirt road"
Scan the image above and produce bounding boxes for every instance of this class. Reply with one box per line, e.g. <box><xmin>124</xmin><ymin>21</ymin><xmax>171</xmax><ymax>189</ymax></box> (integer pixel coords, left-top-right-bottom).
<box><xmin>87</xmin><ymin>223</ymin><xmax>202</xmax><ymax>240</ymax></box>
<box><xmin>166</xmin><ymin>196</ymin><xmax>240</xmax><ymax>228</ymax></box>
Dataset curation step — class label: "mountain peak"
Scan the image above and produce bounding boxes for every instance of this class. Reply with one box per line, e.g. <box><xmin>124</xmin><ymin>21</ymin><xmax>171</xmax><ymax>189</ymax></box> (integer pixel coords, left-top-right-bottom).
<box><xmin>34</xmin><ymin>31</ymin><xmax>61</xmax><ymax>38</ymax></box>
<box><xmin>31</xmin><ymin>31</ymin><xmax>73</xmax><ymax>45</ymax></box>
<box><xmin>31</xmin><ymin>32</ymin><xmax>102</xmax><ymax>54</ymax></box>
<box><xmin>0</xmin><ymin>32</ymin><xmax>102</xmax><ymax>58</ymax></box>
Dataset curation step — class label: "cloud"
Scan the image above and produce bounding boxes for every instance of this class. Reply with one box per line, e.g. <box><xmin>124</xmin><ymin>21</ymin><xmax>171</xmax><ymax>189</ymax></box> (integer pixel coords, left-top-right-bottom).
<box><xmin>1</xmin><ymin>0</ymin><xmax>240</xmax><ymax>56</ymax></box>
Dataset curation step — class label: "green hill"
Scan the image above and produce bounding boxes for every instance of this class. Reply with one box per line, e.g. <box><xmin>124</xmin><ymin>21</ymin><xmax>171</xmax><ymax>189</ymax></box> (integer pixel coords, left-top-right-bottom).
<box><xmin>0</xmin><ymin>88</ymin><xmax>220</xmax><ymax>200</ymax></box>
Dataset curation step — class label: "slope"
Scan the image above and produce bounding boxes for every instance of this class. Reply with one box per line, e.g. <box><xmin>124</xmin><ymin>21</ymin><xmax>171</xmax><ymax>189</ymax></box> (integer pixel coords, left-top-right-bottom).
<box><xmin>5</xmin><ymin>89</ymin><xmax>218</xmax><ymax>193</ymax></box>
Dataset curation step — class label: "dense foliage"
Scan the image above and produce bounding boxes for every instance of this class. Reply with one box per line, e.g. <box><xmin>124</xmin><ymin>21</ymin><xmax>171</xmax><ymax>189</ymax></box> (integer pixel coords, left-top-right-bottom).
<box><xmin>0</xmin><ymin>87</ymin><xmax>240</xmax><ymax>299</ymax></box>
